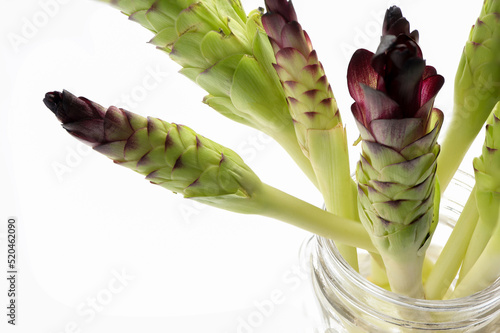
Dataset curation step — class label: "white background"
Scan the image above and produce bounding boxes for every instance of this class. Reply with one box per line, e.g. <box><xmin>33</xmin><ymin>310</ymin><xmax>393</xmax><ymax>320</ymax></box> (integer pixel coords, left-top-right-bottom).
<box><xmin>1</xmin><ymin>0</ymin><xmax>482</xmax><ymax>332</ymax></box>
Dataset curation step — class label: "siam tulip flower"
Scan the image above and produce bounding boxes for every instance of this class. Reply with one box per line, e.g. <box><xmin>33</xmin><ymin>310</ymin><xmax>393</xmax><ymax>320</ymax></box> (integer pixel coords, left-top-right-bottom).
<box><xmin>262</xmin><ymin>0</ymin><xmax>359</xmax><ymax>268</ymax></box>
<box><xmin>43</xmin><ymin>90</ymin><xmax>376</xmax><ymax>252</ymax></box>
<box><xmin>98</xmin><ymin>0</ymin><xmax>318</xmax><ymax>186</ymax></box>
<box><xmin>437</xmin><ymin>0</ymin><xmax>500</xmax><ymax>190</ymax></box>
<box><xmin>262</xmin><ymin>0</ymin><xmax>340</xmax><ymax>156</ymax></box>
<box><xmin>43</xmin><ymin>90</ymin><xmax>261</xmax><ymax>203</ymax></box>
<box><xmin>347</xmin><ymin>6</ymin><xmax>444</xmax><ymax>298</ymax></box>
<box><xmin>42</xmin><ymin>0</ymin><xmax>500</xmax><ymax>304</ymax></box>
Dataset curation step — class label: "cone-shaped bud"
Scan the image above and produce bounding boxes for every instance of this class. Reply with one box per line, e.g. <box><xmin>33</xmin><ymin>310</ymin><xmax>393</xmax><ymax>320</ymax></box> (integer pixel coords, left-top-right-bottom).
<box><xmin>347</xmin><ymin>6</ymin><xmax>444</xmax><ymax>298</ymax></box>
<box><xmin>473</xmin><ymin>102</ymin><xmax>500</xmax><ymax>233</ymax></box>
<box><xmin>262</xmin><ymin>0</ymin><xmax>339</xmax><ymax>156</ymax></box>
<box><xmin>437</xmin><ymin>0</ymin><xmax>500</xmax><ymax>190</ymax></box>
<box><xmin>43</xmin><ymin>90</ymin><xmax>376</xmax><ymax>251</ymax></box>
<box><xmin>44</xmin><ymin>90</ymin><xmax>262</xmax><ymax>212</ymax></box>
<box><xmin>263</xmin><ymin>1</ymin><xmax>360</xmax><ymax>269</ymax></box>
<box><xmin>382</xmin><ymin>5</ymin><xmax>419</xmax><ymax>41</ymax></box>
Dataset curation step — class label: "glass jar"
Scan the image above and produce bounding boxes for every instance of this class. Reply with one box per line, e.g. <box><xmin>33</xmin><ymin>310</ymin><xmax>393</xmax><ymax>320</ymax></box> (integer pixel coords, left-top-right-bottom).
<box><xmin>309</xmin><ymin>171</ymin><xmax>500</xmax><ymax>332</ymax></box>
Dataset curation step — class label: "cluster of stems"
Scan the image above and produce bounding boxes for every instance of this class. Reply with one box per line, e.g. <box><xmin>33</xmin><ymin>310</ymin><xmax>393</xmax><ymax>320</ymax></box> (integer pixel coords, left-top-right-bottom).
<box><xmin>43</xmin><ymin>0</ymin><xmax>500</xmax><ymax>301</ymax></box>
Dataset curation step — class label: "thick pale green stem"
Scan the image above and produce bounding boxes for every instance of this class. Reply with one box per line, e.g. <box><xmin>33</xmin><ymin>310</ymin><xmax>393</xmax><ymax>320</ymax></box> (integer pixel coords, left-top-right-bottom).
<box><xmin>424</xmin><ymin>187</ymin><xmax>479</xmax><ymax>300</ymax></box>
<box><xmin>457</xmin><ymin>217</ymin><xmax>494</xmax><ymax>284</ymax></box>
<box><xmin>383</xmin><ymin>252</ymin><xmax>425</xmax><ymax>298</ymax></box>
<box><xmin>436</xmin><ymin>117</ymin><xmax>477</xmax><ymax>191</ymax></box>
<box><xmin>254</xmin><ymin>183</ymin><xmax>376</xmax><ymax>252</ymax></box>
<box><xmin>307</xmin><ymin>126</ymin><xmax>359</xmax><ymax>271</ymax></box>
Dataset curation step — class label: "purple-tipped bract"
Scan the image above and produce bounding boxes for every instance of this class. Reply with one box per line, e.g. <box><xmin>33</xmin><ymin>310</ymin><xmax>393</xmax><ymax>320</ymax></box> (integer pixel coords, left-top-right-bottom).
<box><xmin>347</xmin><ymin>8</ymin><xmax>444</xmax><ymax>150</ymax></box>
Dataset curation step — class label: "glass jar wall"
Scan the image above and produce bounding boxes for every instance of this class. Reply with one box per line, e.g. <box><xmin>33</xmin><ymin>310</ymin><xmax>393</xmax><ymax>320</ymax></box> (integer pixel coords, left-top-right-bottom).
<box><xmin>309</xmin><ymin>171</ymin><xmax>500</xmax><ymax>332</ymax></box>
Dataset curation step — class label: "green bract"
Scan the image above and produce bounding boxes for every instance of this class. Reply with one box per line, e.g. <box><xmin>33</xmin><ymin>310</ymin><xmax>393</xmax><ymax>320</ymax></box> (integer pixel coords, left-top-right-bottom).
<box><xmin>41</xmin><ymin>0</ymin><xmax>500</xmax><ymax>303</ymax></box>
<box><xmin>262</xmin><ymin>0</ymin><xmax>340</xmax><ymax>156</ymax></box>
<box><xmin>99</xmin><ymin>0</ymin><xmax>318</xmax><ymax>185</ymax></box>
<box><xmin>43</xmin><ymin>90</ymin><xmax>376</xmax><ymax>251</ymax></box>
<box><xmin>262</xmin><ymin>0</ymin><xmax>360</xmax><ymax>269</ymax></box>
<box><xmin>474</xmin><ymin>103</ymin><xmax>500</xmax><ymax>196</ymax></box>
<box><xmin>347</xmin><ymin>6</ymin><xmax>444</xmax><ymax>298</ymax></box>
<box><xmin>44</xmin><ymin>90</ymin><xmax>261</xmax><ymax>211</ymax></box>
<box><xmin>437</xmin><ymin>0</ymin><xmax>500</xmax><ymax>190</ymax></box>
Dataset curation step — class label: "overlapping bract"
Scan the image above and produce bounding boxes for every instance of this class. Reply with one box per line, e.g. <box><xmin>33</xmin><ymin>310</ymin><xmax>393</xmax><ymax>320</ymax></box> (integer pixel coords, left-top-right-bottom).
<box><xmin>455</xmin><ymin>0</ymin><xmax>500</xmax><ymax>135</ymax></box>
<box><xmin>474</xmin><ymin>102</ymin><xmax>500</xmax><ymax>226</ymax></box>
<box><xmin>348</xmin><ymin>6</ymin><xmax>444</xmax><ymax>296</ymax></box>
<box><xmin>98</xmin><ymin>0</ymin><xmax>320</xmax><ymax>186</ymax></box>
<box><xmin>44</xmin><ymin>90</ymin><xmax>261</xmax><ymax>211</ymax></box>
<box><xmin>101</xmin><ymin>0</ymin><xmax>290</xmax><ymax>136</ymax></box>
<box><xmin>43</xmin><ymin>90</ymin><xmax>378</xmax><ymax>251</ymax></box>
<box><xmin>262</xmin><ymin>0</ymin><xmax>339</xmax><ymax>156</ymax></box>
<box><xmin>438</xmin><ymin>0</ymin><xmax>500</xmax><ymax>189</ymax></box>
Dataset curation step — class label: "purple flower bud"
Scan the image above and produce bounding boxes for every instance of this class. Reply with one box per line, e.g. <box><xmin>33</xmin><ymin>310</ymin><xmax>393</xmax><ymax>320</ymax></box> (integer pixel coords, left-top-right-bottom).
<box><xmin>347</xmin><ymin>6</ymin><xmax>444</xmax><ymax>150</ymax></box>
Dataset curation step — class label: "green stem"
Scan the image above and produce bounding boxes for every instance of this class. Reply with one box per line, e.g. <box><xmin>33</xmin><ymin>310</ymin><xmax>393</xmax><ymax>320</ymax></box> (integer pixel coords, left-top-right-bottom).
<box><xmin>458</xmin><ymin>190</ymin><xmax>500</xmax><ymax>285</ymax></box>
<box><xmin>383</xmin><ymin>251</ymin><xmax>425</xmax><ymax>298</ymax></box>
<box><xmin>424</xmin><ymin>187</ymin><xmax>479</xmax><ymax>300</ymax></box>
<box><xmin>436</xmin><ymin>116</ymin><xmax>476</xmax><ymax>192</ymax></box>
<box><xmin>450</xmin><ymin>217</ymin><xmax>500</xmax><ymax>299</ymax></box>
<box><xmin>457</xmin><ymin>217</ymin><xmax>493</xmax><ymax>285</ymax></box>
<box><xmin>255</xmin><ymin>183</ymin><xmax>376</xmax><ymax>252</ymax></box>
<box><xmin>307</xmin><ymin>126</ymin><xmax>359</xmax><ymax>271</ymax></box>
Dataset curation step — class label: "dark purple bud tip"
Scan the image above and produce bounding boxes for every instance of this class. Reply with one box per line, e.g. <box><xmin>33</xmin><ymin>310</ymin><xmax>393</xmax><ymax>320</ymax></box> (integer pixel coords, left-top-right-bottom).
<box><xmin>43</xmin><ymin>90</ymin><xmax>106</xmax><ymax>124</ymax></box>
<box><xmin>43</xmin><ymin>90</ymin><xmax>107</xmax><ymax>145</ymax></box>
<box><xmin>43</xmin><ymin>91</ymin><xmax>63</xmax><ymax>115</ymax></box>
<box><xmin>383</xmin><ymin>6</ymin><xmax>419</xmax><ymax>42</ymax></box>
<box><xmin>264</xmin><ymin>0</ymin><xmax>297</xmax><ymax>23</ymax></box>
<box><xmin>383</xmin><ymin>6</ymin><xmax>404</xmax><ymax>33</ymax></box>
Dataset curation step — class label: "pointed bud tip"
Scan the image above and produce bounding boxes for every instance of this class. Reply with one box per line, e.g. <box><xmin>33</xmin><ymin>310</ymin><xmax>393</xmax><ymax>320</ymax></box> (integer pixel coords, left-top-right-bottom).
<box><xmin>385</xmin><ymin>6</ymin><xmax>403</xmax><ymax>22</ymax></box>
<box><xmin>43</xmin><ymin>89</ymin><xmax>83</xmax><ymax>123</ymax></box>
<box><xmin>383</xmin><ymin>5</ymin><xmax>419</xmax><ymax>43</ymax></box>
<box><xmin>43</xmin><ymin>91</ymin><xmax>63</xmax><ymax>115</ymax></box>
<box><xmin>264</xmin><ymin>0</ymin><xmax>297</xmax><ymax>23</ymax></box>
<box><xmin>43</xmin><ymin>89</ymin><xmax>107</xmax><ymax>126</ymax></box>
